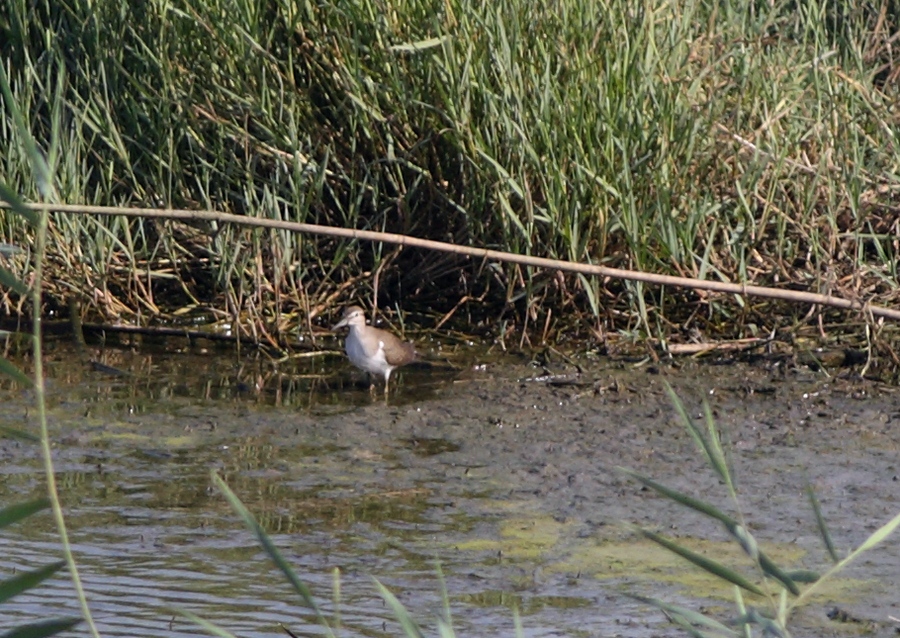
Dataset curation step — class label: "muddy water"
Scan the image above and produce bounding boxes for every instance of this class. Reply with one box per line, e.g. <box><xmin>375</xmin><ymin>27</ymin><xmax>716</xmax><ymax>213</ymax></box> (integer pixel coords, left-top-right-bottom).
<box><xmin>1</xmin><ymin>338</ymin><xmax>898</xmax><ymax>637</ymax></box>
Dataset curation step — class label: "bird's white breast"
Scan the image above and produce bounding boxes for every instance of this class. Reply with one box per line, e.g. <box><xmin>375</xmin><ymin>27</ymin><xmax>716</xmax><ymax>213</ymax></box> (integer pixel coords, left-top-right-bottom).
<box><xmin>346</xmin><ymin>327</ymin><xmax>392</xmax><ymax>375</ymax></box>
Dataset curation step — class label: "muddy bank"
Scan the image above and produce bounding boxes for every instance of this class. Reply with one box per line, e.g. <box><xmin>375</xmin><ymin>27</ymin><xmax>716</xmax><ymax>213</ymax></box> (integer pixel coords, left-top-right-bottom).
<box><xmin>0</xmin><ymin>342</ymin><xmax>898</xmax><ymax>637</ymax></box>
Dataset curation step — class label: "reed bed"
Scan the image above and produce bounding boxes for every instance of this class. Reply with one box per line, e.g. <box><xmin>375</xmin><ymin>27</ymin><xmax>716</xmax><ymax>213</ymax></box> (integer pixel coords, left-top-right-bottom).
<box><xmin>1</xmin><ymin>0</ymin><xmax>899</xmax><ymax>348</ymax></box>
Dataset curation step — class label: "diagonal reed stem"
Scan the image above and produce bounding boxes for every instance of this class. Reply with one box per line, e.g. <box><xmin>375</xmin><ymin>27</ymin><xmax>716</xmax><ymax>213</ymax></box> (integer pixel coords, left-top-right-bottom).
<box><xmin>10</xmin><ymin>202</ymin><xmax>900</xmax><ymax>322</ymax></box>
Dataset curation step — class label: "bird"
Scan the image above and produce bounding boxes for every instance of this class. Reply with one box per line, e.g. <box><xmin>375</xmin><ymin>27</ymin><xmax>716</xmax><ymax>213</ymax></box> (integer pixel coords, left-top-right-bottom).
<box><xmin>332</xmin><ymin>305</ymin><xmax>416</xmax><ymax>395</ymax></box>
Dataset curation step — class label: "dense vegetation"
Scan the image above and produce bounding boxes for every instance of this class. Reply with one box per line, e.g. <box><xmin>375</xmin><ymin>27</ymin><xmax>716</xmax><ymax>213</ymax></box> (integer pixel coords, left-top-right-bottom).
<box><xmin>1</xmin><ymin>0</ymin><xmax>899</xmax><ymax>346</ymax></box>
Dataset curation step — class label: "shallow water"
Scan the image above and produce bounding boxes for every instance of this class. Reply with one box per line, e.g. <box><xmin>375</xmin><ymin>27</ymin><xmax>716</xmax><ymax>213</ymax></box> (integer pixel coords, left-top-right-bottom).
<box><xmin>1</xmin><ymin>338</ymin><xmax>898</xmax><ymax>637</ymax></box>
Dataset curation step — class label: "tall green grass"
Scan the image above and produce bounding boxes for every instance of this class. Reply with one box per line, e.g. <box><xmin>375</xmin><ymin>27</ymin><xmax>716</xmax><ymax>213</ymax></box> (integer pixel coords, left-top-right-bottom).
<box><xmin>1</xmin><ymin>0</ymin><xmax>898</xmax><ymax>341</ymax></box>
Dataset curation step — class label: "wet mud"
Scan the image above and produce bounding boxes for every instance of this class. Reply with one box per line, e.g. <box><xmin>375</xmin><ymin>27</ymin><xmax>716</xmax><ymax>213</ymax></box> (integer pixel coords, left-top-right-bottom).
<box><xmin>0</xmin><ymin>339</ymin><xmax>898</xmax><ymax>637</ymax></box>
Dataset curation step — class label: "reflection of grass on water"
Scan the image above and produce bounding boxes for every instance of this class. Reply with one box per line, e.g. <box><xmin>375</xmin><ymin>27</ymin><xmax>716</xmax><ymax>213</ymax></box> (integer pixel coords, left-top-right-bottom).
<box><xmin>618</xmin><ymin>383</ymin><xmax>900</xmax><ymax>638</ymax></box>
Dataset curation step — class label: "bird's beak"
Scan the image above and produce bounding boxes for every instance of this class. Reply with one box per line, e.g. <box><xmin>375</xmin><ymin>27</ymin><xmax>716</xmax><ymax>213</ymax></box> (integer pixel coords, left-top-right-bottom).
<box><xmin>332</xmin><ymin>316</ymin><xmax>350</xmax><ymax>331</ymax></box>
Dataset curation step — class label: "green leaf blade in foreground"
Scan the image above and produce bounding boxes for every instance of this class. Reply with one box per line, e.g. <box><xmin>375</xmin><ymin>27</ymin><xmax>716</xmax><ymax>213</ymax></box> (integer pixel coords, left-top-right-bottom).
<box><xmin>0</xmin><ymin>425</ymin><xmax>40</xmax><ymax>443</ymax></box>
<box><xmin>0</xmin><ymin>618</ymin><xmax>81</xmax><ymax>638</ymax></box>
<box><xmin>371</xmin><ymin>578</ymin><xmax>425</xmax><ymax>638</ymax></box>
<box><xmin>618</xmin><ymin>467</ymin><xmax>736</xmax><ymax>527</ymax></box>
<box><xmin>850</xmin><ymin>509</ymin><xmax>900</xmax><ymax>552</ymax></box>
<box><xmin>0</xmin><ymin>499</ymin><xmax>49</xmax><ymax>528</ymax></box>
<box><xmin>175</xmin><ymin>609</ymin><xmax>239</xmax><ymax>638</ymax></box>
<box><xmin>793</xmin><ymin>509</ymin><xmax>900</xmax><ymax>609</ymax></box>
<box><xmin>663</xmin><ymin>383</ymin><xmax>732</xmax><ymax>490</ymax></box>
<box><xmin>0</xmin><ymin>264</ymin><xmax>30</xmax><ymax>296</ymax></box>
<box><xmin>625</xmin><ymin>593</ymin><xmax>737</xmax><ymax>637</ymax></box>
<box><xmin>806</xmin><ymin>482</ymin><xmax>838</xmax><ymax>564</ymax></box>
<box><xmin>755</xmin><ymin>549</ymin><xmax>800</xmax><ymax>596</ymax></box>
<box><xmin>210</xmin><ymin>472</ymin><xmax>333</xmax><ymax>634</ymax></box>
<box><xmin>0</xmin><ymin>356</ymin><xmax>34</xmax><ymax>389</ymax></box>
<box><xmin>0</xmin><ymin>561</ymin><xmax>66</xmax><ymax>604</ymax></box>
<box><xmin>783</xmin><ymin>570</ymin><xmax>819</xmax><ymax>584</ymax></box>
<box><xmin>621</xmin><ymin>467</ymin><xmax>800</xmax><ymax>595</ymax></box>
<box><xmin>638</xmin><ymin>528</ymin><xmax>765</xmax><ymax>597</ymax></box>
<box><xmin>0</xmin><ymin>183</ymin><xmax>40</xmax><ymax>226</ymax></box>
<box><xmin>730</xmin><ymin>608</ymin><xmax>788</xmax><ymax>638</ymax></box>
<box><xmin>436</xmin><ymin>618</ymin><xmax>457</xmax><ymax>638</ymax></box>
<box><xmin>0</xmin><ymin>66</ymin><xmax>54</xmax><ymax>201</ymax></box>
<box><xmin>723</xmin><ymin>522</ymin><xmax>799</xmax><ymax>596</ymax></box>
<box><xmin>702</xmin><ymin>401</ymin><xmax>734</xmax><ymax>493</ymax></box>
<box><xmin>389</xmin><ymin>36</ymin><xmax>450</xmax><ymax>52</ymax></box>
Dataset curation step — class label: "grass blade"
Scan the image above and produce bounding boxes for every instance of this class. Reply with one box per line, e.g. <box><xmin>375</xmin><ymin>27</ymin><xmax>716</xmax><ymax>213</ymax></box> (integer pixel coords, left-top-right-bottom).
<box><xmin>729</xmin><ymin>608</ymin><xmax>787</xmax><ymax>638</ymax></box>
<box><xmin>732</xmin><ymin>585</ymin><xmax>751</xmax><ymax>638</ymax></box>
<box><xmin>0</xmin><ymin>244</ymin><xmax>23</xmax><ymax>258</ymax></box>
<box><xmin>0</xmin><ymin>67</ymin><xmax>54</xmax><ymax>201</ymax></box>
<box><xmin>729</xmin><ymin>524</ymin><xmax>799</xmax><ymax>596</ymax></box>
<box><xmin>783</xmin><ymin>570</ymin><xmax>819</xmax><ymax>584</ymax></box>
<box><xmin>0</xmin><ymin>426</ymin><xmax>40</xmax><ymax>443</ymax></box>
<box><xmin>805</xmin><ymin>481</ymin><xmax>838</xmax><ymax>564</ymax></box>
<box><xmin>0</xmin><ymin>561</ymin><xmax>66</xmax><ymax>604</ymax></box>
<box><xmin>175</xmin><ymin>609</ymin><xmax>240</xmax><ymax>638</ymax></box>
<box><xmin>371</xmin><ymin>578</ymin><xmax>425</xmax><ymax>638</ymax></box>
<box><xmin>755</xmin><ymin>551</ymin><xmax>799</xmax><ymax>596</ymax></box>
<box><xmin>793</xmin><ymin>509</ymin><xmax>900</xmax><ymax>608</ymax></box>
<box><xmin>210</xmin><ymin>472</ymin><xmax>332</xmax><ymax>631</ymax></box>
<box><xmin>637</xmin><ymin>528</ymin><xmax>765</xmax><ymax>596</ymax></box>
<box><xmin>664</xmin><ymin>383</ymin><xmax>732</xmax><ymax>490</ymax></box>
<box><xmin>618</xmin><ymin>467</ymin><xmax>736</xmax><ymax>526</ymax></box>
<box><xmin>436</xmin><ymin>618</ymin><xmax>456</xmax><ymax>638</ymax></box>
<box><xmin>626</xmin><ymin>593</ymin><xmax>737</xmax><ymax>636</ymax></box>
<box><xmin>621</xmin><ymin>467</ymin><xmax>799</xmax><ymax>595</ymax></box>
<box><xmin>0</xmin><ymin>618</ymin><xmax>81</xmax><ymax>638</ymax></box>
<box><xmin>702</xmin><ymin>401</ymin><xmax>734</xmax><ymax>493</ymax></box>
<box><xmin>0</xmin><ymin>264</ymin><xmax>30</xmax><ymax>296</ymax></box>
<box><xmin>0</xmin><ymin>356</ymin><xmax>34</xmax><ymax>389</ymax></box>
<box><xmin>389</xmin><ymin>36</ymin><xmax>450</xmax><ymax>52</ymax></box>
<box><xmin>0</xmin><ymin>184</ymin><xmax>40</xmax><ymax>227</ymax></box>
<box><xmin>0</xmin><ymin>499</ymin><xmax>49</xmax><ymax>528</ymax></box>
